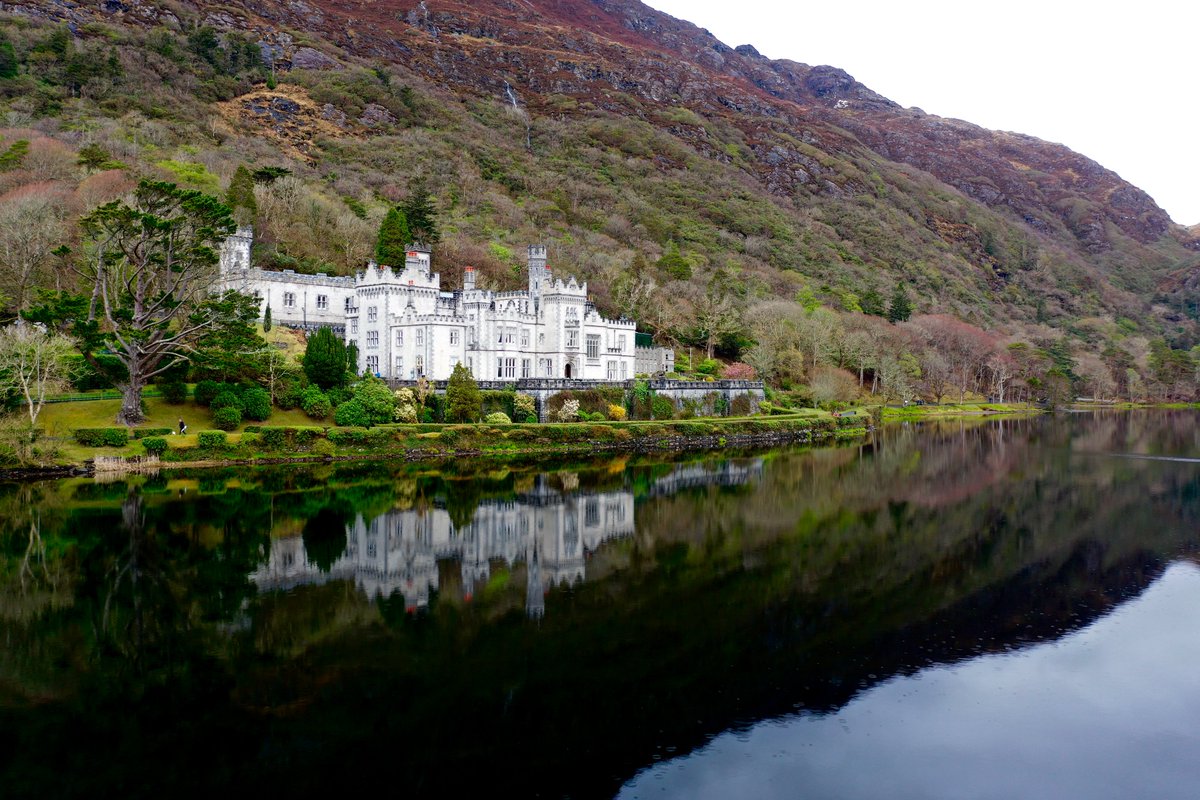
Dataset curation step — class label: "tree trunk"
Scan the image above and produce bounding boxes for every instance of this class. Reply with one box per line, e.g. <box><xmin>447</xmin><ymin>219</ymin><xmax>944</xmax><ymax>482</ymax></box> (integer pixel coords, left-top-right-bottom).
<box><xmin>117</xmin><ymin>376</ymin><xmax>146</xmax><ymax>426</ymax></box>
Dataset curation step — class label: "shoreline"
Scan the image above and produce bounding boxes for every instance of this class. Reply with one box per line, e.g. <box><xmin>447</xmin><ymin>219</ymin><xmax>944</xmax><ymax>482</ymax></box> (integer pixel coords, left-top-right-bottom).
<box><xmin>3</xmin><ymin>415</ymin><xmax>868</xmax><ymax>481</ymax></box>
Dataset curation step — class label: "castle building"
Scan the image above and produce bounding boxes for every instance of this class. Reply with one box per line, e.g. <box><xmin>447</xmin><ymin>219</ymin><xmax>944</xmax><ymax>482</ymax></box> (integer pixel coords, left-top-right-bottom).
<box><xmin>219</xmin><ymin>228</ymin><xmax>652</xmax><ymax>381</ymax></box>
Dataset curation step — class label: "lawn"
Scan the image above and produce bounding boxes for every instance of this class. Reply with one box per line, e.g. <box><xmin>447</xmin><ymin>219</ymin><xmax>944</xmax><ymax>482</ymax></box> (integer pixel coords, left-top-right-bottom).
<box><xmin>39</xmin><ymin>397</ymin><xmax>323</xmax><ymax>462</ymax></box>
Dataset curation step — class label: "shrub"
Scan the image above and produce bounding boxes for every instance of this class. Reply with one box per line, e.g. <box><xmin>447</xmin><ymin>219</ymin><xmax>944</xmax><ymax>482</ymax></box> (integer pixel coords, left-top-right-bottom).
<box><xmin>514</xmin><ymin>393</ymin><xmax>536</xmax><ymax>420</ymax></box>
<box><xmin>394</xmin><ymin>387</ymin><xmax>418</xmax><ymax>423</ymax></box>
<box><xmin>276</xmin><ymin>382</ymin><xmax>305</xmax><ymax>410</ymax></box>
<box><xmin>557</xmin><ymin>399</ymin><xmax>580</xmax><ymax>422</ymax></box>
<box><xmin>260</xmin><ymin>427</ymin><xmax>288</xmax><ymax>449</ymax></box>
<box><xmin>485</xmin><ymin>411</ymin><xmax>512</xmax><ymax>424</ymax></box>
<box><xmin>211</xmin><ymin>390</ymin><xmax>244</xmax><ymax>412</ymax></box>
<box><xmin>213</xmin><ymin>406</ymin><xmax>242</xmax><ymax>431</ymax></box>
<box><xmin>696</xmin><ymin>358</ymin><xmax>719</xmax><ymax>375</ymax></box>
<box><xmin>334</xmin><ymin>398</ymin><xmax>370</xmax><ymax>427</ymax></box>
<box><xmin>651</xmin><ymin>394</ymin><xmax>675</xmax><ymax>420</ymax></box>
<box><xmin>241</xmin><ymin>387</ymin><xmax>272</xmax><ymax>421</ymax></box>
<box><xmin>131</xmin><ymin>428</ymin><xmax>172</xmax><ymax>439</ymax></box>
<box><xmin>141</xmin><ymin>436</ymin><xmax>168</xmax><ymax>455</ymax></box>
<box><xmin>353</xmin><ymin>377</ymin><xmax>396</xmax><ymax>425</ymax></box>
<box><xmin>446</xmin><ymin>362</ymin><xmax>482</xmax><ymax>422</ymax></box>
<box><xmin>721</xmin><ymin>362</ymin><xmax>756</xmax><ymax>380</ymax></box>
<box><xmin>194</xmin><ymin>380</ymin><xmax>223</xmax><ymax>407</ymax></box>
<box><xmin>607</xmin><ymin>404</ymin><xmax>627</xmax><ymax>421</ymax></box>
<box><xmin>74</xmin><ymin>428</ymin><xmax>129</xmax><ymax>447</ymax></box>
<box><xmin>197</xmin><ymin>431</ymin><xmax>227</xmax><ymax>449</ymax></box>
<box><xmin>302</xmin><ymin>386</ymin><xmax>332</xmax><ymax>420</ymax></box>
<box><xmin>730</xmin><ymin>394</ymin><xmax>753</xmax><ymax>416</ymax></box>
<box><xmin>159</xmin><ymin>380</ymin><xmax>189</xmax><ymax>404</ymax></box>
<box><xmin>303</xmin><ymin>326</ymin><xmax>349</xmax><ymax>390</ymax></box>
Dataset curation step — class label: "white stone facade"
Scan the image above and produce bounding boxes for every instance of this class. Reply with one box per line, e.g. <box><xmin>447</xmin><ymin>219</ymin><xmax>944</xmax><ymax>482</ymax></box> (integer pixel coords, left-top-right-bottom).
<box><xmin>220</xmin><ymin>229</ymin><xmax>640</xmax><ymax>381</ymax></box>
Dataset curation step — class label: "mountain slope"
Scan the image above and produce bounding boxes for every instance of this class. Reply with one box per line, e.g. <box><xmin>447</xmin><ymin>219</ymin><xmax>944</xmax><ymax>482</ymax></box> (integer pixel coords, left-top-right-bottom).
<box><xmin>2</xmin><ymin>0</ymin><xmax>1198</xmax><ymax>345</ymax></box>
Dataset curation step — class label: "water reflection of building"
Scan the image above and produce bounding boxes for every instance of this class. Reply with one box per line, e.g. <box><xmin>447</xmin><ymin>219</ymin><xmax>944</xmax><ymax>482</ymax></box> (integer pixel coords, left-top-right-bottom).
<box><xmin>251</xmin><ymin>460</ymin><xmax>762</xmax><ymax>615</ymax></box>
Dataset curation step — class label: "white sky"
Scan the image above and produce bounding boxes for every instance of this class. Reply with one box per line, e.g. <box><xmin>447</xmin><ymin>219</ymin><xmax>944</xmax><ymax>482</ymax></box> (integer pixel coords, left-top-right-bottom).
<box><xmin>644</xmin><ymin>0</ymin><xmax>1200</xmax><ymax>226</ymax></box>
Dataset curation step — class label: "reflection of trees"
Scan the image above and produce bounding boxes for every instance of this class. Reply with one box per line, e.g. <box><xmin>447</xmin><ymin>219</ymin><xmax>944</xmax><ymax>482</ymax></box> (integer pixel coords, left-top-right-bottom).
<box><xmin>302</xmin><ymin>506</ymin><xmax>350</xmax><ymax>573</ymax></box>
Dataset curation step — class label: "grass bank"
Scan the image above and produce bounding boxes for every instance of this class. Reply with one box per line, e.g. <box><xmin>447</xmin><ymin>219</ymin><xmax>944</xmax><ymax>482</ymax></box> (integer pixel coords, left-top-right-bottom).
<box><xmin>880</xmin><ymin>402</ymin><xmax>1045</xmax><ymax>420</ymax></box>
<box><xmin>29</xmin><ymin>408</ymin><xmax>868</xmax><ymax>476</ymax></box>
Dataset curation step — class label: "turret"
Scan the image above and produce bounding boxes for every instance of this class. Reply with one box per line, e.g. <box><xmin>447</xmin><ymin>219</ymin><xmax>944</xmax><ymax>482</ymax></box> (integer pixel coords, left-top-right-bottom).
<box><xmin>464</xmin><ymin>265</ymin><xmax>476</xmax><ymax>291</ymax></box>
<box><xmin>219</xmin><ymin>226</ymin><xmax>254</xmax><ymax>274</ymax></box>
<box><xmin>527</xmin><ymin>244</ymin><xmax>548</xmax><ymax>298</ymax></box>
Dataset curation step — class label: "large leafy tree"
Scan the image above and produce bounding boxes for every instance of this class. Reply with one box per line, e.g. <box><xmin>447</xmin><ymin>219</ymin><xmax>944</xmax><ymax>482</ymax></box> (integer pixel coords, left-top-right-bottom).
<box><xmin>76</xmin><ymin>179</ymin><xmax>236</xmax><ymax>425</ymax></box>
<box><xmin>375</xmin><ymin>206</ymin><xmax>411</xmax><ymax>266</ymax></box>
<box><xmin>302</xmin><ymin>326</ymin><xmax>348</xmax><ymax>390</ymax></box>
<box><xmin>189</xmin><ymin>290</ymin><xmax>266</xmax><ymax>382</ymax></box>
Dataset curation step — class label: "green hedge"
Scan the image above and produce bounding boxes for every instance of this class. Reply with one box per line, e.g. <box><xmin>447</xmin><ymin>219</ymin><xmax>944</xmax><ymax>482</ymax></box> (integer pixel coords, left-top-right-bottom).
<box><xmin>74</xmin><ymin>428</ymin><xmax>130</xmax><ymax>447</ymax></box>
<box><xmin>197</xmin><ymin>431</ymin><xmax>227</xmax><ymax>449</ymax></box>
<box><xmin>141</xmin><ymin>437</ymin><xmax>169</xmax><ymax>455</ymax></box>
<box><xmin>131</xmin><ymin>427</ymin><xmax>173</xmax><ymax>439</ymax></box>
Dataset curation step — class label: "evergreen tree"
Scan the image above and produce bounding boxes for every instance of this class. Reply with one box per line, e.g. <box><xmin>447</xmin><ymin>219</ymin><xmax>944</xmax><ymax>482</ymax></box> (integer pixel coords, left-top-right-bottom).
<box><xmin>302</xmin><ymin>327</ymin><xmax>348</xmax><ymax>390</ymax></box>
<box><xmin>401</xmin><ymin>180</ymin><xmax>439</xmax><ymax>245</ymax></box>
<box><xmin>375</xmin><ymin>206</ymin><xmax>411</xmax><ymax>266</ymax></box>
<box><xmin>0</xmin><ymin>32</ymin><xmax>19</xmax><ymax>80</ymax></box>
<box><xmin>445</xmin><ymin>361</ymin><xmax>481</xmax><ymax>422</ymax></box>
<box><xmin>860</xmin><ymin>287</ymin><xmax>886</xmax><ymax>317</ymax></box>
<box><xmin>346</xmin><ymin>341</ymin><xmax>360</xmax><ymax>376</ymax></box>
<box><xmin>656</xmin><ymin>240</ymin><xmax>691</xmax><ymax>280</ymax></box>
<box><xmin>189</xmin><ymin>290</ymin><xmax>267</xmax><ymax>382</ymax></box>
<box><xmin>226</xmin><ymin>164</ymin><xmax>257</xmax><ymax>223</ymax></box>
<box><xmin>887</xmin><ymin>284</ymin><xmax>913</xmax><ymax>323</ymax></box>
<box><xmin>262</xmin><ymin>304</ymin><xmax>272</xmax><ymax>332</ymax></box>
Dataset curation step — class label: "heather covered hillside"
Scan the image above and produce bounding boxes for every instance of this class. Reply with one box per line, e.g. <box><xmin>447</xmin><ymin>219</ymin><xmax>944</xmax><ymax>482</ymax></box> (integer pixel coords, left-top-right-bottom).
<box><xmin>0</xmin><ymin>0</ymin><xmax>1197</xmax><ymax>401</ymax></box>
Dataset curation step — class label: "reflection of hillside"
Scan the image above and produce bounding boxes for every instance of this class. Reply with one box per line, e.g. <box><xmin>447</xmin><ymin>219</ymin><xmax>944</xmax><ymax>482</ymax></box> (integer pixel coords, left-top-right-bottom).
<box><xmin>250</xmin><ymin>461</ymin><xmax>763</xmax><ymax>614</ymax></box>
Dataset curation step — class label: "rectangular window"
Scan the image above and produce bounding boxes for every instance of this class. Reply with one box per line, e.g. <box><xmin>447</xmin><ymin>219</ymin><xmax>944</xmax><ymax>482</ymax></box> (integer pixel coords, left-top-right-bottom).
<box><xmin>416</xmin><ymin>329</ymin><xmax>424</xmax><ymax>347</ymax></box>
<box><xmin>350</xmin><ymin>319</ymin><xmax>358</xmax><ymax>334</ymax></box>
<box><xmin>567</xmin><ymin>330</ymin><xmax>578</xmax><ymax>350</ymax></box>
<box><xmin>283</xmin><ymin>292</ymin><xmax>295</xmax><ymax>308</ymax></box>
<box><xmin>620</xmin><ymin>361</ymin><xmax>627</xmax><ymax>380</ymax></box>
<box><xmin>415</xmin><ymin>355</ymin><xmax>424</xmax><ymax>376</ymax></box>
<box><xmin>366</xmin><ymin>355</ymin><xmax>379</xmax><ymax>374</ymax></box>
<box><xmin>607</xmin><ymin>360</ymin><xmax>617</xmax><ymax>380</ymax></box>
<box><xmin>520</xmin><ymin>329</ymin><xmax>529</xmax><ymax>348</ymax></box>
<box><xmin>316</xmin><ymin>295</ymin><xmax>328</xmax><ymax>310</ymax></box>
<box><xmin>521</xmin><ymin>358</ymin><xmax>531</xmax><ymax>378</ymax></box>
<box><xmin>368</xmin><ymin>306</ymin><xmax>377</xmax><ymax>322</ymax></box>
<box><xmin>618</xmin><ymin>334</ymin><xmax>626</xmax><ymax>351</ymax></box>
<box><xmin>366</xmin><ymin>331</ymin><xmax>379</xmax><ymax>349</ymax></box>
<box><xmin>450</xmin><ymin>330</ymin><xmax>459</xmax><ymax>345</ymax></box>
<box><xmin>396</xmin><ymin>330</ymin><xmax>404</xmax><ymax>346</ymax></box>
<box><xmin>587</xmin><ymin>334</ymin><xmax>600</xmax><ymax>360</ymax></box>
<box><xmin>503</xmin><ymin>358</ymin><xmax>516</xmax><ymax>379</ymax></box>
<box><xmin>345</xmin><ymin>297</ymin><xmax>354</xmax><ymax>311</ymax></box>
<box><xmin>395</xmin><ymin>356</ymin><xmax>404</xmax><ymax>376</ymax></box>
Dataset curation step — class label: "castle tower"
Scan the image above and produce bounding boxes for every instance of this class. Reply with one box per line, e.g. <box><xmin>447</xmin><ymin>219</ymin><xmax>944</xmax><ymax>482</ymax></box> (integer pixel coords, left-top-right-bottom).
<box><xmin>527</xmin><ymin>244</ymin><xmax>548</xmax><ymax>298</ymax></box>
<box><xmin>463</xmin><ymin>265</ymin><xmax>476</xmax><ymax>291</ymax></box>
<box><xmin>219</xmin><ymin>226</ymin><xmax>253</xmax><ymax>275</ymax></box>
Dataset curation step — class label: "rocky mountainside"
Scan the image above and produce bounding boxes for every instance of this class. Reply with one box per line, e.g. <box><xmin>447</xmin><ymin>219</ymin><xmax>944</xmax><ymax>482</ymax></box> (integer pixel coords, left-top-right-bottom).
<box><xmin>4</xmin><ymin>0</ymin><xmax>1199</xmax><ymax>341</ymax></box>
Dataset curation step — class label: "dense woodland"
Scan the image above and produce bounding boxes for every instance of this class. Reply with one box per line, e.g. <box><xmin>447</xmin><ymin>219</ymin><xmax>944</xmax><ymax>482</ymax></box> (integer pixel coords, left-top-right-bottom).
<box><xmin>0</xmin><ymin>10</ymin><xmax>1196</xmax><ymax>431</ymax></box>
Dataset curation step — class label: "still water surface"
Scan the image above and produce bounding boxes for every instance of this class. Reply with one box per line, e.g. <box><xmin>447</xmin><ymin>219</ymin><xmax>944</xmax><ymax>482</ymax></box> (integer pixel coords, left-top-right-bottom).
<box><xmin>0</xmin><ymin>411</ymin><xmax>1197</xmax><ymax>798</ymax></box>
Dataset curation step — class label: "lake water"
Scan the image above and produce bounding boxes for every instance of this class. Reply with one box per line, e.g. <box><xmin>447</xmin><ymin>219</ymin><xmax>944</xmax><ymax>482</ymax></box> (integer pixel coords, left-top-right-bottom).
<box><xmin>0</xmin><ymin>411</ymin><xmax>1197</xmax><ymax>798</ymax></box>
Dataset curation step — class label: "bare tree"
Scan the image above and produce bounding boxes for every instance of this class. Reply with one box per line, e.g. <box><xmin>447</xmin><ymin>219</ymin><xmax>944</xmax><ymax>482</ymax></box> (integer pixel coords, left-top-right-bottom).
<box><xmin>0</xmin><ymin>322</ymin><xmax>76</xmax><ymax>428</ymax></box>
<box><xmin>0</xmin><ymin>187</ymin><xmax>66</xmax><ymax>311</ymax></box>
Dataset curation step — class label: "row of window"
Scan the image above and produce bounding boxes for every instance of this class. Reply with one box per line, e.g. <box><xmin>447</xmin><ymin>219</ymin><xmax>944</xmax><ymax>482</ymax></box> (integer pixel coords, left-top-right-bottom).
<box><xmin>279</xmin><ymin>293</ymin><xmax>353</xmax><ymax>311</ymax></box>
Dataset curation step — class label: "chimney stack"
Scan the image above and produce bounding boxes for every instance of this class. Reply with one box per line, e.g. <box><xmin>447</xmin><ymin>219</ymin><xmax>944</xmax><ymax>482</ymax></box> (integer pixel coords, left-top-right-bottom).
<box><xmin>464</xmin><ymin>265</ymin><xmax>476</xmax><ymax>291</ymax></box>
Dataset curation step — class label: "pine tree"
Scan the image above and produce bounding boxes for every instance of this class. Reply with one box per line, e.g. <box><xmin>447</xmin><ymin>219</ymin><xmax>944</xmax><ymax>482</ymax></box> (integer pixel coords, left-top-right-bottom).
<box><xmin>226</xmin><ymin>164</ymin><xmax>257</xmax><ymax>223</ymax></box>
<box><xmin>262</xmin><ymin>304</ymin><xmax>272</xmax><ymax>332</ymax></box>
<box><xmin>656</xmin><ymin>240</ymin><xmax>691</xmax><ymax>280</ymax></box>
<box><xmin>302</xmin><ymin>327</ymin><xmax>348</xmax><ymax>390</ymax></box>
<box><xmin>375</xmin><ymin>207</ymin><xmax>411</xmax><ymax>266</ymax></box>
<box><xmin>401</xmin><ymin>180</ymin><xmax>440</xmax><ymax>245</ymax></box>
<box><xmin>860</xmin><ymin>287</ymin><xmax>886</xmax><ymax>317</ymax></box>
<box><xmin>445</xmin><ymin>362</ymin><xmax>482</xmax><ymax>422</ymax></box>
<box><xmin>887</xmin><ymin>284</ymin><xmax>913</xmax><ymax>323</ymax></box>
<box><xmin>0</xmin><ymin>32</ymin><xmax>19</xmax><ymax>80</ymax></box>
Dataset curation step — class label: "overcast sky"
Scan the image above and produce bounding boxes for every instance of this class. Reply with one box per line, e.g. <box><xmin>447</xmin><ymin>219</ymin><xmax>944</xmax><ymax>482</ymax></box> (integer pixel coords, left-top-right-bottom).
<box><xmin>644</xmin><ymin>0</ymin><xmax>1199</xmax><ymax>226</ymax></box>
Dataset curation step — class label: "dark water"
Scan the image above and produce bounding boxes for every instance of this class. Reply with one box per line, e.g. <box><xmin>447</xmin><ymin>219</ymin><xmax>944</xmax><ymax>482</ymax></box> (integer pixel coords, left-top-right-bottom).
<box><xmin>0</xmin><ymin>412</ymin><xmax>1197</xmax><ymax>799</ymax></box>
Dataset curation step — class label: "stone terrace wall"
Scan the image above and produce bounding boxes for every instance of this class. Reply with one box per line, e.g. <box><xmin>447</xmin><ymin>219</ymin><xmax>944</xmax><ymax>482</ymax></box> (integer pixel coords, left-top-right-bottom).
<box><xmin>385</xmin><ymin>378</ymin><xmax>764</xmax><ymax>421</ymax></box>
